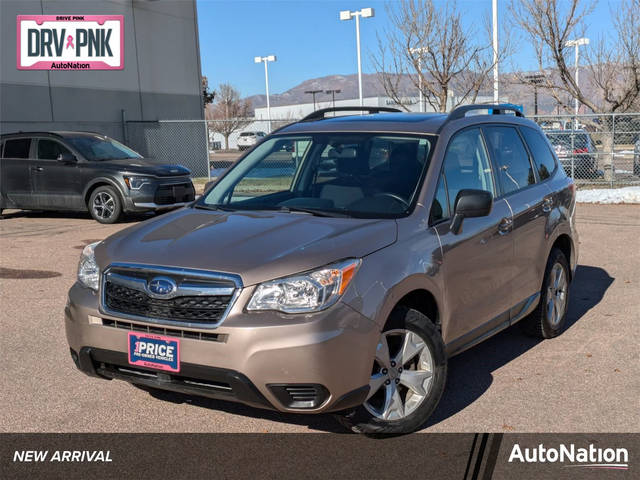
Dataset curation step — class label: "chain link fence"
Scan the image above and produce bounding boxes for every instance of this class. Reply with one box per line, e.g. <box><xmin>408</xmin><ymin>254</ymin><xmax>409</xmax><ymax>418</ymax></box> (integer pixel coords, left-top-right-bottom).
<box><xmin>7</xmin><ymin>113</ymin><xmax>634</xmax><ymax>185</ymax></box>
<box><xmin>532</xmin><ymin>113</ymin><xmax>640</xmax><ymax>186</ymax></box>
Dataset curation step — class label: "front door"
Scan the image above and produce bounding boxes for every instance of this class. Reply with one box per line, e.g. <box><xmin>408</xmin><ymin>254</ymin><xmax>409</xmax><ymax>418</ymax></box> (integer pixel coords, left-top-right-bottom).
<box><xmin>429</xmin><ymin>127</ymin><xmax>514</xmax><ymax>351</ymax></box>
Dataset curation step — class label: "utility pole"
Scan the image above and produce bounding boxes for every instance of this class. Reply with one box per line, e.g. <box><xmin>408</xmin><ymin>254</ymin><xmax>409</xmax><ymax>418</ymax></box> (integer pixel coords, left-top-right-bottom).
<box><xmin>325</xmin><ymin>89</ymin><xmax>341</xmax><ymax>109</ymax></box>
<box><xmin>525</xmin><ymin>73</ymin><xmax>544</xmax><ymax>116</ymax></box>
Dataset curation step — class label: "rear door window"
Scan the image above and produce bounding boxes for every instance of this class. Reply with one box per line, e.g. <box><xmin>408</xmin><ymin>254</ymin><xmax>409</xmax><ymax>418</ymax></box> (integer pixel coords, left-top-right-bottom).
<box><xmin>3</xmin><ymin>138</ymin><xmax>31</xmax><ymax>159</ymax></box>
<box><xmin>483</xmin><ymin>126</ymin><xmax>535</xmax><ymax>195</ymax></box>
<box><xmin>520</xmin><ymin>127</ymin><xmax>556</xmax><ymax>180</ymax></box>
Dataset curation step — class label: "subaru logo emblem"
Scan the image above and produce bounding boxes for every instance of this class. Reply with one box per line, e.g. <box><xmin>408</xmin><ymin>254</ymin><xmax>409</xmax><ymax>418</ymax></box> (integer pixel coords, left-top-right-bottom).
<box><xmin>148</xmin><ymin>276</ymin><xmax>177</xmax><ymax>296</ymax></box>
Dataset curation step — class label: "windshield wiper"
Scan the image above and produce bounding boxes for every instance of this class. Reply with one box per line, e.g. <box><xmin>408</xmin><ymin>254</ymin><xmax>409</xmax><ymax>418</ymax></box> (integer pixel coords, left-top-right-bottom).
<box><xmin>277</xmin><ymin>206</ymin><xmax>348</xmax><ymax>217</ymax></box>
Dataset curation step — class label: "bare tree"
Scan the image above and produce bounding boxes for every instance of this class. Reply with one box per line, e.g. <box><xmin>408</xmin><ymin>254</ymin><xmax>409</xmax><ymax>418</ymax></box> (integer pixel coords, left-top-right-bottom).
<box><xmin>510</xmin><ymin>0</ymin><xmax>640</xmax><ymax>178</ymax></box>
<box><xmin>206</xmin><ymin>83</ymin><xmax>252</xmax><ymax>150</ymax></box>
<box><xmin>373</xmin><ymin>0</ymin><xmax>499</xmax><ymax>112</ymax></box>
<box><xmin>510</xmin><ymin>0</ymin><xmax>640</xmax><ymax>114</ymax></box>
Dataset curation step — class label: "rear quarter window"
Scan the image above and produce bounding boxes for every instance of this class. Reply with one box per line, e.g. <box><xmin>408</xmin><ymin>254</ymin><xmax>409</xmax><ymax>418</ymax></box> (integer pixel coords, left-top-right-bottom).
<box><xmin>3</xmin><ymin>138</ymin><xmax>32</xmax><ymax>159</ymax></box>
<box><xmin>520</xmin><ymin>127</ymin><xmax>557</xmax><ymax>180</ymax></box>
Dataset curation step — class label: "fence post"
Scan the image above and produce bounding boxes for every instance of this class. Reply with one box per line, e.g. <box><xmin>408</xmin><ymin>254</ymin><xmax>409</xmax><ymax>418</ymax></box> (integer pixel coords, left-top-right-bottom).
<box><xmin>121</xmin><ymin>109</ymin><xmax>128</xmax><ymax>144</ymax></box>
<box><xmin>610</xmin><ymin>113</ymin><xmax>615</xmax><ymax>188</ymax></box>
<box><xmin>204</xmin><ymin>119</ymin><xmax>211</xmax><ymax>181</ymax></box>
<box><xmin>570</xmin><ymin>117</ymin><xmax>575</xmax><ymax>179</ymax></box>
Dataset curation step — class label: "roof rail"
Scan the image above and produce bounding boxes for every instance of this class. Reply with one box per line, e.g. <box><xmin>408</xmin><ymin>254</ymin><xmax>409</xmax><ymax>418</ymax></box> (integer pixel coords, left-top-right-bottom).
<box><xmin>300</xmin><ymin>106</ymin><xmax>402</xmax><ymax>122</ymax></box>
<box><xmin>446</xmin><ymin>104</ymin><xmax>524</xmax><ymax>122</ymax></box>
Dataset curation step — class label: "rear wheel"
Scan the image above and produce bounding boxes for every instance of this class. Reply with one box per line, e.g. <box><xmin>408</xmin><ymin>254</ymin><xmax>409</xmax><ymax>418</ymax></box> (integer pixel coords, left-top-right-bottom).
<box><xmin>88</xmin><ymin>185</ymin><xmax>122</xmax><ymax>224</ymax></box>
<box><xmin>521</xmin><ymin>248</ymin><xmax>571</xmax><ymax>338</ymax></box>
<box><xmin>335</xmin><ymin>307</ymin><xmax>447</xmax><ymax>434</ymax></box>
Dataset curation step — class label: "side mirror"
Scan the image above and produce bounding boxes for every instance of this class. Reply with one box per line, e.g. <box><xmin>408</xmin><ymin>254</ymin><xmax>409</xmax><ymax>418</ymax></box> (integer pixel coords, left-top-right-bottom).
<box><xmin>450</xmin><ymin>189</ymin><xmax>493</xmax><ymax>235</ymax></box>
<box><xmin>57</xmin><ymin>152</ymin><xmax>76</xmax><ymax>163</ymax></box>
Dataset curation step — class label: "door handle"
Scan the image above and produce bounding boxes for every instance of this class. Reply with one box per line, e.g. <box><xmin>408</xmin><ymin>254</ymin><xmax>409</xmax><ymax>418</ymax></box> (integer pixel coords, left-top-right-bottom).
<box><xmin>498</xmin><ymin>217</ymin><xmax>513</xmax><ymax>235</ymax></box>
<box><xmin>542</xmin><ymin>197</ymin><xmax>553</xmax><ymax>213</ymax></box>
<box><xmin>30</xmin><ymin>166</ymin><xmax>44</xmax><ymax>172</ymax></box>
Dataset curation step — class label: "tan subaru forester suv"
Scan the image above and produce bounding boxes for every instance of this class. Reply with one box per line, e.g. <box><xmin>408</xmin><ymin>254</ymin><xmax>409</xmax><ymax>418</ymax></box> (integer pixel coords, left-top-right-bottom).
<box><xmin>66</xmin><ymin>105</ymin><xmax>578</xmax><ymax>434</ymax></box>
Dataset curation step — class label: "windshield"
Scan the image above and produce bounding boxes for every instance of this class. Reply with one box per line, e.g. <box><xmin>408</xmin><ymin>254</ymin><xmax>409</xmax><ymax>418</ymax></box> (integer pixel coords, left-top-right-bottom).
<box><xmin>65</xmin><ymin>135</ymin><xmax>143</xmax><ymax>161</ymax></box>
<box><xmin>199</xmin><ymin>133</ymin><xmax>435</xmax><ymax>218</ymax></box>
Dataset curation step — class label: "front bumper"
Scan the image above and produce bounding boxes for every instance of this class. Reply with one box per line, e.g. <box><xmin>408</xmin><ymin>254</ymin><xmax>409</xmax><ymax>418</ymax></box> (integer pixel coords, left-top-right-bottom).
<box><xmin>65</xmin><ymin>283</ymin><xmax>377</xmax><ymax>413</ymax></box>
<box><xmin>123</xmin><ymin>177</ymin><xmax>195</xmax><ymax>212</ymax></box>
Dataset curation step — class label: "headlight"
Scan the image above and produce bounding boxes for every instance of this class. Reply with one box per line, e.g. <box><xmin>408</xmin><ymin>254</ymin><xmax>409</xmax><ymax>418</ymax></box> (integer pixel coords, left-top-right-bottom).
<box><xmin>246</xmin><ymin>259</ymin><xmax>361</xmax><ymax>313</ymax></box>
<box><xmin>77</xmin><ymin>242</ymin><xmax>101</xmax><ymax>291</ymax></box>
<box><xmin>123</xmin><ymin>176</ymin><xmax>151</xmax><ymax>190</ymax></box>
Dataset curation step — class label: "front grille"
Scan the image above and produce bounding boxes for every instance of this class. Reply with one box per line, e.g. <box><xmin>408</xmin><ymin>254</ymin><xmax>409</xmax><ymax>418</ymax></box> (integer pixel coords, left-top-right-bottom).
<box><xmin>104</xmin><ymin>282</ymin><xmax>232</xmax><ymax>324</ymax></box>
<box><xmin>101</xmin><ymin>264</ymin><xmax>240</xmax><ymax>327</ymax></box>
<box><xmin>101</xmin><ymin>319</ymin><xmax>227</xmax><ymax>342</ymax></box>
<box><xmin>154</xmin><ymin>183</ymin><xmax>195</xmax><ymax>205</ymax></box>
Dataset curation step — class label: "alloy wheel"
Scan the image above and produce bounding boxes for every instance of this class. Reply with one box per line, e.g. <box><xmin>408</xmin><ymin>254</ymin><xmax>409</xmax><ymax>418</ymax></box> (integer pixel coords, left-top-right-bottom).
<box><xmin>364</xmin><ymin>328</ymin><xmax>434</xmax><ymax>421</ymax></box>
<box><xmin>93</xmin><ymin>192</ymin><xmax>115</xmax><ymax>220</ymax></box>
<box><xmin>546</xmin><ymin>263</ymin><xmax>567</xmax><ymax>327</ymax></box>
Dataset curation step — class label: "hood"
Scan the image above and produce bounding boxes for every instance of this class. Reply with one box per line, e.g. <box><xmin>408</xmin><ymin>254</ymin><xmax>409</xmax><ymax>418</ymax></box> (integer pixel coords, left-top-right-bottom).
<box><xmin>98</xmin><ymin>158</ymin><xmax>190</xmax><ymax>177</ymax></box>
<box><xmin>96</xmin><ymin>208</ymin><xmax>397</xmax><ymax>286</ymax></box>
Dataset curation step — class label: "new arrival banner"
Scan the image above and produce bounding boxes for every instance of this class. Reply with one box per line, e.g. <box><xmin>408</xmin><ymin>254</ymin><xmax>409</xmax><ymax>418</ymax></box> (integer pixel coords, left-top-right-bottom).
<box><xmin>16</xmin><ymin>15</ymin><xmax>123</xmax><ymax>70</ymax></box>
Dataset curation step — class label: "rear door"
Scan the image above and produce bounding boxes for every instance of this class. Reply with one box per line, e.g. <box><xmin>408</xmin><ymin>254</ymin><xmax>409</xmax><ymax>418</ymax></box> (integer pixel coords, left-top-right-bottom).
<box><xmin>32</xmin><ymin>138</ymin><xmax>85</xmax><ymax>210</ymax></box>
<box><xmin>430</xmin><ymin>127</ymin><xmax>515</xmax><ymax>350</ymax></box>
<box><xmin>482</xmin><ymin>125</ymin><xmax>551</xmax><ymax>317</ymax></box>
<box><xmin>0</xmin><ymin>137</ymin><xmax>37</xmax><ymax>209</ymax></box>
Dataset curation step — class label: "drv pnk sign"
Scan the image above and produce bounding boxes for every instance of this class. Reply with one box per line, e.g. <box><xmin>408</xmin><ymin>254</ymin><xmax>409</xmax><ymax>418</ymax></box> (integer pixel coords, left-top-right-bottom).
<box><xmin>17</xmin><ymin>15</ymin><xmax>123</xmax><ymax>70</ymax></box>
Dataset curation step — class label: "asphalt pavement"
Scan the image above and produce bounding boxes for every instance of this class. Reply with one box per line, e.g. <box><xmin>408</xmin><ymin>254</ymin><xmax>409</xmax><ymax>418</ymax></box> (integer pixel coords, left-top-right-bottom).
<box><xmin>0</xmin><ymin>204</ymin><xmax>638</xmax><ymax>432</ymax></box>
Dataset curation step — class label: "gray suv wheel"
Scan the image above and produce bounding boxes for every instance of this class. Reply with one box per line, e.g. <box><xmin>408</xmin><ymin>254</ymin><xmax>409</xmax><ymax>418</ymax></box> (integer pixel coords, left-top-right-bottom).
<box><xmin>89</xmin><ymin>185</ymin><xmax>122</xmax><ymax>224</ymax></box>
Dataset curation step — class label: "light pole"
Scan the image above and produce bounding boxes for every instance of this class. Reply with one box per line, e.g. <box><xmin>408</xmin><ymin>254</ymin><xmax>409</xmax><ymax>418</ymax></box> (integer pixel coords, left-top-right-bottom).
<box><xmin>409</xmin><ymin>47</ymin><xmax>428</xmax><ymax>112</ymax></box>
<box><xmin>565</xmin><ymin>37</ymin><xmax>589</xmax><ymax>128</ymax></box>
<box><xmin>254</xmin><ymin>55</ymin><xmax>276</xmax><ymax>132</ymax></box>
<box><xmin>492</xmin><ymin>0</ymin><xmax>499</xmax><ymax>103</ymax></box>
<box><xmin>304</xmin><ymin>89</ymin><xmax>323</xmax><ymax>111</ymax></box>
<box><xmin>525</xmin><ymin>73</ymin><xmax>544</xmax><ymax>116</ymax></box>
<box><xmin>325</xmin><ymin>89</ymin><xmax>341</xmax><ymax>108</ymax></box>
<box><xmin>339</xmin><ymin>7</ymin><xmax>374</xmax><ymax>107</ymax></box>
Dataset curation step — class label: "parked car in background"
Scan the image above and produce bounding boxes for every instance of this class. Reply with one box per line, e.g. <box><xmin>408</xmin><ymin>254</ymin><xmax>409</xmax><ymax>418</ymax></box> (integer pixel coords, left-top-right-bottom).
<box><xmin>66</xmin><ymin>105</ymin><xmax>578</xmax><ymax>434</ymax></box>
<box><xmin>544</xmin><ymin>129</ymin><xmax>598</xmax><ymax>178</ymax></box>
<box><xmin>237</xmin><ymin>131</ymin><xmax>267</xmax><ymax>150</ymax></box>
<box><xmin>0</xmin><ymin>131</ymin><xmax>195</xmax><ymax>223</ymax></box>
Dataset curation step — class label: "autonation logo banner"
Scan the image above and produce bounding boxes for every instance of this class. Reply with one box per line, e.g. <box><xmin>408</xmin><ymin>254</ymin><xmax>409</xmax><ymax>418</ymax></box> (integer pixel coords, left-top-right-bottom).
<box><xmin>509</xmin><ymin>442</ymin><xmax>630</xmax><ymax>470</ymax></box>
<box><xmin>17</xmin><ymin>15</ymin><xmax>123</xmax><ymax>70</ymax></box>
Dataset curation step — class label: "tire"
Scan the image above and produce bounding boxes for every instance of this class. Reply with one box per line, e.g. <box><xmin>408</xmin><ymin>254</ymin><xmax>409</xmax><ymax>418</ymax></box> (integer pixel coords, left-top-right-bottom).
<box><xmin>335</xmin><ymin>307</ymin><xmax>447</xmax><ymax>434</ymax></box>
<box><xmin>88</xmin><ymin>185</ymin><xmax>122</xmax><ymax>224</ymax></box>
<box><xmin>521</xmin><ymin>248</ymin><xmax>571</xmax><ymax>339</ymax></box>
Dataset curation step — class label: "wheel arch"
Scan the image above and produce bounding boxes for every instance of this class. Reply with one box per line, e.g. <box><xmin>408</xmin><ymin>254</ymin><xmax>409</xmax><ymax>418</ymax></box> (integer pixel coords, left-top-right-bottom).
<box><xmin>83</xmin><ymin>178</ymin><xmax>126</xmax><ymax>207</ymax></box>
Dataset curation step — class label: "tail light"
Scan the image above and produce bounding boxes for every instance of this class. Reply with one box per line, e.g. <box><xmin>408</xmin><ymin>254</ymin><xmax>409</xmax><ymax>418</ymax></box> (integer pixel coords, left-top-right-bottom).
<box><xmin>573</xmin><ymin>147</ymin><xmax>588</xmax><ymax>154</ymax></box>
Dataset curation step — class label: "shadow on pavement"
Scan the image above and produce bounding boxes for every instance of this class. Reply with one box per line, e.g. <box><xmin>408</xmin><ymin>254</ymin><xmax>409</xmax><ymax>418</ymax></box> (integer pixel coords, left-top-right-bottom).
<box><xmin>424</xmin><ymin>264</ymin><xmax>614</xmax><ymax>428</ymax></box>
<box><xmin>138</xmin><ymin>264</ymin><xmax>613</xmax><ymax>433</ymax></box>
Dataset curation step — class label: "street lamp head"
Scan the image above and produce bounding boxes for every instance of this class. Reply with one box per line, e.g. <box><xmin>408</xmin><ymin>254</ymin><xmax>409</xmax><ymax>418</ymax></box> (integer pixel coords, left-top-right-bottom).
<box><xmin>360</xmin><ymin>7</ymin><xmax>375</xmax><ymax>18</ymax></box>
<box><xmin>266</xmin><ymin>55</ymin><xmax>276</xmax><ymax>62</ymax></box>
<box><xmin>254</xmin><ymin>56</ymin><xmax>262</xmax><ymax>63</ymax></box>
<box><xmin>339</xmin><ymin>10</ymin><xmax>352</xmax><ymax>21</ymax></box>
<box><xmin>565</xmin><ymin>37</ymin><xmax>590</xmax><ymax>47</ymax></box>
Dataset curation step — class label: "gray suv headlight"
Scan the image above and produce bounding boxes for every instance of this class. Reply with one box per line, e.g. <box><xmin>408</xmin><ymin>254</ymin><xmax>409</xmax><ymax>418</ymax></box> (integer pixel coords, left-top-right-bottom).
<box><xmin>246</xmin><ymin>259</ymin><xmax>361</xmax><ymax>313</ymax></box>
<box><xmin>123</xmin><ymin>176</ymin><xmax>152</xmax><ymax>190</ymax></box>
<box><xmin>77</xmin><ymin>242</ymin><xmax>101</xmax><ymax>291</ymax></box>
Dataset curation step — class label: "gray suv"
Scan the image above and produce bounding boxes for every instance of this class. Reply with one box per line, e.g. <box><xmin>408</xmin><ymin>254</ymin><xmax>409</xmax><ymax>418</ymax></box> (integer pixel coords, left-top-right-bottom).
<box><xmin>66</xmin><ymin>105</ymin><xmax>578</xmax><ymax>434</ymax></box>
<box><xmin>0</xmin><ymin>131</ymin><xmax>195</xmax><ymax>223</ymax></box>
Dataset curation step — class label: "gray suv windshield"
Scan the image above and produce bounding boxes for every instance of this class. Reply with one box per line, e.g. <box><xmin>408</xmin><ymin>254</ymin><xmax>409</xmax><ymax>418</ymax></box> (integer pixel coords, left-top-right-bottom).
<box><xmin>200</xmin><ymin>133</ymin><xmax>435</xmax><ymax>218</ymax></box>
<box><xmin>65</xmin><ymin>135</ymin><xmax>143</xmax><ymax>161</ymax></box>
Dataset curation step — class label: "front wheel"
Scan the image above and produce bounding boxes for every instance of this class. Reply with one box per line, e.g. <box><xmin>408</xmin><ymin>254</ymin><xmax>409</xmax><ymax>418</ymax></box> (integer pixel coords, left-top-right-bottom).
<box><xmin>88</xmin><ymin>185</ymin><xmax>122</xmax><ymax>224</ymax></box>
<box><xmin>335</xmin><ymin>307</ymin><xmax>447</xmax><ymax>434</ymax></box>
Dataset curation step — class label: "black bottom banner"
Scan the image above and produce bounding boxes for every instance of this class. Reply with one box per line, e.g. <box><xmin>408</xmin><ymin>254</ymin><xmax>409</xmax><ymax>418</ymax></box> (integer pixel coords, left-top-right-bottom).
<box><xmin>1</xmin><ymin>433</ymin><xmax>637</xmax><ymax>479</ymax></box>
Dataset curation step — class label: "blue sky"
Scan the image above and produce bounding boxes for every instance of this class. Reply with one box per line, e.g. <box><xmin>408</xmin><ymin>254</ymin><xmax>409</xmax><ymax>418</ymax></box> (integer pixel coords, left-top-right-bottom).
<box><xmin>197</xmin><ymin>0</ymin><xmax>617</xmax><ymax>97</ymax></box>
